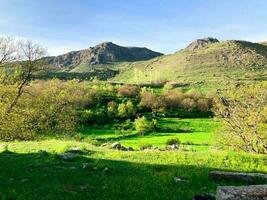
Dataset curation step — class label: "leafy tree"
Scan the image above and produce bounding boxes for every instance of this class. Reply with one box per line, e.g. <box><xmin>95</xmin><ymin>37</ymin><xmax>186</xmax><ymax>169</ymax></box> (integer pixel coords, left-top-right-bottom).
<box><xmin>118</xmin><ymin>100</ymin><xmax>136</xmax><ymax>118</ymax></box>
<box><xmin>118</xmin><ymin>103</ymin><xmax>127</xmax><ymax>118</ymax></box>
<box><xmin>126</xmin><ymin>100</ymin><xmax>136</xmax><ymax>117</ymax></box>
<box><xmin>213</xmin><ymin>82</ymin><xmax>267</xmax><ymax>154</ymax></box>
<box><xmin>134</xmin><ymin>116</ymin><xmax>156</xmax><ymax>135</ymax></box>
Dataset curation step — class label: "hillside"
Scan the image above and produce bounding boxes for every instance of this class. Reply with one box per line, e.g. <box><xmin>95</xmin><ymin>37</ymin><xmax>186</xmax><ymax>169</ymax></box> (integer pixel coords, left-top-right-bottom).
<box><xmin>44</xmin><ymin>42</ymin><xmax>163</xmax><ymax>69</ymax></box>
<box><xmin>113</xmin><ymin>39</ymin><xmax>267</xmax><ymax>85</ymax></box>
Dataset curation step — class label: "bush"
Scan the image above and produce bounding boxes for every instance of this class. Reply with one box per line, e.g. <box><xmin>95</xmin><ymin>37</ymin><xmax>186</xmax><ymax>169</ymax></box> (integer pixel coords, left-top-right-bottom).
<box><xmin>118</xmin><ymin>100</ymin><xmax>136</xmax><ymax>119</ymax></box>
<box><xmin>134</xmin><ymin>116</ymin><xmax>156</xmax><ymax>135</ymax></box>
<box><xmin>118</xmin><ymin>85</ymin><xmax>140</xmax><ymax>98</ymax></box>
<box><xmin>139</xmin><ymin>91</ymin><xmax>165</xmax><ymax>112</ymax></box>
<box><xmin>166</xmin><ymin>138</ymin><xmax>181</xmax><ymax>146</ymax></box>
<box><xmin>181</xmin><ymin>98</ymin><xmax>196</xmax><ymax>110</ymax></box>
<box><xmin>164</xmin><ymin>89</ymin><xmax>184</xmax><ymax>109</ymax></box>
<box><xmin>107</xmin><ymin>101</ymin><xmax>118</xmax><ymax>118</ymax></box>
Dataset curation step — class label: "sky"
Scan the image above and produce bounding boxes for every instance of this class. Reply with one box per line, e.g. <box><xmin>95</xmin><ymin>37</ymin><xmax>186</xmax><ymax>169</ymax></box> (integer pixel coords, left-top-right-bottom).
<box><xmin>1</xmin><ymin>0</ymin><xmax>267</xmax><ymax>56</ymax></box>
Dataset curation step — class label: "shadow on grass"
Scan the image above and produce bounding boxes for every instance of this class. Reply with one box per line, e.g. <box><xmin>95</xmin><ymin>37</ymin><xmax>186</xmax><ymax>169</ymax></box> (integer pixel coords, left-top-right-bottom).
<box><xmin>0</xmin><ymin>151</ymin><xmax>265</xmax><ymax>200</ymax></box>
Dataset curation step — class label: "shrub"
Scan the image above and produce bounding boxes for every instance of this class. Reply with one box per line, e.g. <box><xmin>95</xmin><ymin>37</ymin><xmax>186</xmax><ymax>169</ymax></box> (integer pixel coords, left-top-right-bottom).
<box><xmin>181</xmin><ymin>98</ymin><xmax>196</xmax><ymax>110</ymax></box>
<box><xmin>139</xmin><ymin>91</ymin><xmax>165</xmax><ymax>112</ymax></box>
<box><xmin>118</xmin><ymin>85</ymin><xmax>140</xmax><ymax>98</ymax></box>
<box><xmin>134</xmin><ymin>116</ymin><xmax>156</xmax><ymax>135</ymax></box>
<box><xmin>196</xmin><ymin>98</ymin><xmax>212</xmax><ymax>112</ymax></box>
<box><xmin>164</xmin><ymin>89</ymin><xmax>184</xmax><ymax>109</ymax></box>
<box><xmin>118</xmin><ymin>100</ymin><xmax>136</xmax><ymax>119</ymax></box>
<box><xmin>118</xmin><ymin>103</ymin><xmax>127</xmax><ymax>118</ymax></box>
<box><xmin>107</xmin><ymin>101</ymin><xmax>118</xmax><ymax>118</ymax></box>
<box><xmin>166</xmin><ymin>138</ymin><xmax>181</xmax><ymax>146</ymax></box>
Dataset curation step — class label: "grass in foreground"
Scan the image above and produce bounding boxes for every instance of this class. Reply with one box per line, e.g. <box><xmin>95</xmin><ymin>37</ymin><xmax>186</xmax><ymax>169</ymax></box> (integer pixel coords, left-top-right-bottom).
<box><xmin>0</xmin><ymin>140</ymin><xmax>266</xmax><ymax>200</ymax></box>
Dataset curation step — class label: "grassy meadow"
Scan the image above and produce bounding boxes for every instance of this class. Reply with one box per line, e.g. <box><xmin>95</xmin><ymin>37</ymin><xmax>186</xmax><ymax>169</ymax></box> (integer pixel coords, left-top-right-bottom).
<box><xmin>0</xmin><ymin>140</ymin><xmax>266</xmax><ymax>200</ymax></box>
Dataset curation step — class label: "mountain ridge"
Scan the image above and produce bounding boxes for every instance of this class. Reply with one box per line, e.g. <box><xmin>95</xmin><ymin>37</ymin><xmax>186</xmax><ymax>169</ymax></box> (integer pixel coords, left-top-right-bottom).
<box><xmin>43</xmin><ymin>42</ymin><xmax>163</xmax><ymax>69</ymax></box>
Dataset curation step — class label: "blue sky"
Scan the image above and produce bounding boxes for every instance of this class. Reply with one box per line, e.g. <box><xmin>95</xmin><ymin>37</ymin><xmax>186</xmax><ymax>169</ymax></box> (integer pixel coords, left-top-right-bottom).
<box><xmin>1</xmin><ymin>0</ymin><xmax>267</xmax><ymax>55</ymax></box>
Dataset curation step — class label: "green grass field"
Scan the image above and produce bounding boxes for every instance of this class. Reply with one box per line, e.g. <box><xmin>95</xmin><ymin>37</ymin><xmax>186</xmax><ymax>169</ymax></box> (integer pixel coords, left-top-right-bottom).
<box><xmin>81</xmin><ymin>118</ymin><xmax>219</xmax><ymax>151</ymax></box>
<box><xmin>0</xmin><ymin>139</ymin><xmax>266</xmax><ymax>200</ymax></box>
<box><xmin>0</xmin><ymin>113</ymin><xmax>266</xmax><ymax>200</ymax></box>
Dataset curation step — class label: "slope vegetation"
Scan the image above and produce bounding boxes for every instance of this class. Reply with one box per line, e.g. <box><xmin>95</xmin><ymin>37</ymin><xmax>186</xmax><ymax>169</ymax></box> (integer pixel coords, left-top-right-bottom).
<box><xmin>114</xmin><ymin>40</ymin><xmax>267</xmax><ymax>84</ymax></box>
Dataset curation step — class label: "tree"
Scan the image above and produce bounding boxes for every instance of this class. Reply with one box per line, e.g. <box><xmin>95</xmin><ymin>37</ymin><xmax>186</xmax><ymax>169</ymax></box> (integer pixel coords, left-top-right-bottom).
<box><xmin>0</xmin><ymin>37</ymin><xmax>46</xmax><ymax>114</ymax></box>
<box><xmin>213</xmin><ymin>82</ymin><xmax>267</xmax><ymax>154</ymax></box>
<box><xmin>134</xmin><ymin>116</ymin><xmax>156</xmax><ymax>135</ymax></box>
<box><xmin>0</xmin><ymin>36</ymin><xmax>47</xmax><ymax>140</ymax></box>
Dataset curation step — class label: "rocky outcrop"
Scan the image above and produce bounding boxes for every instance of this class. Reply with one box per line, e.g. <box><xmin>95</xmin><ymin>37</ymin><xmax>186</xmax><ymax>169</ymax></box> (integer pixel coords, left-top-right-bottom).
<box><xmin>216</xmin><ymin>185</ymin><xmax>267</xmax><ymax>200</ymax></box>
<box><xmin>209</xmin><ymin>171</ymin><xmax>267</xmax><ymax>183</ymax></box>
<box><xmin>44</xmin><ymin>42</ymin><xmax>163</xmax><ymax>68</ymax></box>
<box><xmin>186</xmin><ymin>37</ymin><xmax>219</xmax><ymax>51</ymax></box>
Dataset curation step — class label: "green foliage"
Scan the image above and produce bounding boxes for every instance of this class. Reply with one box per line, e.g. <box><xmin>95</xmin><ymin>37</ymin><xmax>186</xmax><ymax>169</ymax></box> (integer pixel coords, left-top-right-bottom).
<box><xmin>134</xmin><ymin>116</ymin><xmax>156</xmax><ymax>135</ymax></box>
<box><xmin>0</xmin><ymin>79</ymin><xmax>93</xmax><ymax>141</ymax></box>
<box><xmin>118</xmin><ymin>100</ymin><xmax>136</xmax><ymax>118</ymax></box>
<box><xmin>166</xmin><ymin>138</ymin><xmax>181</xmax><ymax>146</ymax></box>
<box><xmin>214</xmin><ymin>82</ymin><xmax>267</xmax><ymax>154</ymax></box>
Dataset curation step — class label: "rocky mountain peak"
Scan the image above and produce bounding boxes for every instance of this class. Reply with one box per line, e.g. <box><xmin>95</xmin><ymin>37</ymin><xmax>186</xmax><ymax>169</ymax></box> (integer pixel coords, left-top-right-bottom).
<box><xmin>186</xmin><ymin>37</ymin><xmax>219</xmax><ymax>51</ymax></box>
<box><xmin>44</xmin><ymin>42</ymin><xmax>163</xmax><ymax>68</ymax></box>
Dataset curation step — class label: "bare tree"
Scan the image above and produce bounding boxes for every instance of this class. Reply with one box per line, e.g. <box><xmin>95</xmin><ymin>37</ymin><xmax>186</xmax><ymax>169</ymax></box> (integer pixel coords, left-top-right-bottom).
<box><xmin>0</xmin><ymin>36</ymin><xmax>46</xmax><ymax>113</ymax></box>
<box><xmin>0</xmin><ymin>36</ymin><xmax>18</xmax><ymax>64</ymax></box>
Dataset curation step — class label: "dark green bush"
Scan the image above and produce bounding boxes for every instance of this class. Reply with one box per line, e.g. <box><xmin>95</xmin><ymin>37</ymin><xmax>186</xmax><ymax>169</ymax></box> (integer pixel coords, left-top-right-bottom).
<box><xmin>166</xmin><ymin>138</ymin><xmax>181</xmax><ymax>146</ymax></box>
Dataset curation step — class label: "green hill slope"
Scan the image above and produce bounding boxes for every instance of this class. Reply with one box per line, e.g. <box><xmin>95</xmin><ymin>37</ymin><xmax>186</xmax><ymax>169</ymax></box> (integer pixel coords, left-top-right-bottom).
<box><xmin>113</xmin><ymin>40</ymin><xmax>267</xmax><ymax>84</ymax></box>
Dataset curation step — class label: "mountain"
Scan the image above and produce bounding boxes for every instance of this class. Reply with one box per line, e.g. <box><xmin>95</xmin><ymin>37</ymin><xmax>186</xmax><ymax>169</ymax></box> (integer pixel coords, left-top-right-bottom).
<box><xmin>113</xmin><ymin>38</ymin><xmax>267</xmax><ymax>84</ymax></box>
<box><xmin>44</xmin><ymin>42</ymin><xmax>163</xmax><ymax>69</ymax></box>
<box><xmin>186</xmin><ymin>37</ymin><xmax>219</xmax><ymax>51</ymax></box>
<box><xmin>259</xmin><ymin>41</ymin><xmax>267</xmax><ymax>46</ymax></box>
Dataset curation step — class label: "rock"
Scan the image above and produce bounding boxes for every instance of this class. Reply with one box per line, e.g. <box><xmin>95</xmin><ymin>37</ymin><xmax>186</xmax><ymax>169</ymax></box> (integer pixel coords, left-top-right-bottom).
<box><xmin>101</xmin><ymin>143</ymin><xmax>109</xmax><ymax>147</ymax></box>
<box><xmin>186</xmin><ymin>37</ymin><xmax>219</xmax><ymax>51</ymax></box>
<box><xmin>126</xmin><ymin>147</ymin><xmax>134</xmax><ymax>151</ymax></box>
<box><xmin>209</xmin><ymin>171</ymin><xmax>267</xmax><ymax>183</ymax></box>
<box><xmin>111</xmin><ymin>142</ymin><xmax>122</xmax><ymax>150</ymax></box>
<box><xmin>119</xmin><ymin>146</ymin><xmax>128</xmax><ymax>151</ymax></box>
<box><xmin>103</xmin><ymin>167</ymin><xmax>109</xmax><ymax>173</ymax></box>
<box><xmin>93</xmin><ymin>166</ymin><xmax>98</xmax><ymax>170</ymax></box>
<box><xmin>21</xmin><ymin>178</ymin><xmax>28</xmax><ymax>183</ymax></box>
<box><xmin>44</xmin><ymin>42</ymin><xmax>163</xmax><ymax>69</ymax></box>
<box><xmin>173</xmin><ymin>177</ymin><xmax>189</xmax><ymax>183</ymax></box>
<box><xmin>58</xmin><ymin>153</ymin><xmax>78</xmax><ymax>161</ymax></box>
<box><xmin>216</xmin><ymin>185</ymin><xmax>267</xmax><ymax>200</ymax></box>
<box><xmin>66</xmin><ymin>147</ymin><xmax>84</xmax><ymax>154</ymax></box>
<box><xmin>165</xmin><ymin>144</ymin><xmax>179</xmax><ymax>151</ymax></box>
<box><xmin>192</xmin><ymin>193</ymin><xmax>216</xmax><ymax>200</ymax></box>
<box><xmin>111</xmin><ymin>142</ymin><xmax>133</xmax><ymax>151</ymax></box>
<box><xmin>69</xmin><ymin>166</ymin><xmax>77</xmax><ymax>170</ymax></box>
<box><xmin>82</xmin><ymin>163</ymin><xmax>90</xmax><ymax>169</ymax></box>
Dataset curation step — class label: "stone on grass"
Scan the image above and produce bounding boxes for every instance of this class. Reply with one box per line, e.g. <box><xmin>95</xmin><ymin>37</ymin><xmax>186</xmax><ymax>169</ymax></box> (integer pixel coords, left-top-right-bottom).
<box><xmin>173</xmin><ymin>177</ymin><xmax>189</xmax><ymax>183</ymax></box>
<box><xmin>126</xmin><ymin>147</ymin><xmax>134</xmax><ymax>151</ymax></box>
<box><xmin>111</xmin><ymin>142</ymin><xmax>122</xmax><ymax>150</ymax></box>
<box><xmin>101</xmin><ymin>143</ymin><xmax>109</xmax><ymax>147</ymax></box>
<box><xmin>66</xmin><ymin>147</ymin><xmax>85</xmax><ymax>154</ymax></box>
<box><xmin>111</xmin><ymin>142</ymin><xmax>134</xmax><ymax>151</ymax></box>
<box><xmin>216</xmin><ymin>185</ymin><xmax>267</xmax><ymax>200</ymax></box>
<box><xmin>209</xmin><ymin>171</ymin><xmax>267</xmax><ymax>182</ymax></box>
<box><xmin>103</xmin><ymin>167</ymin><xmax>109</xmax><ymax>173</ymax></box>
<box><xmin>192</xmin><ymin>193</ymin><xmax>216</xmax><ymax>200</ymax></box>
<box><xmin>58</xmin><ymin>152</ymin><xmax>78</xmax><ymax>161</ymax></box>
